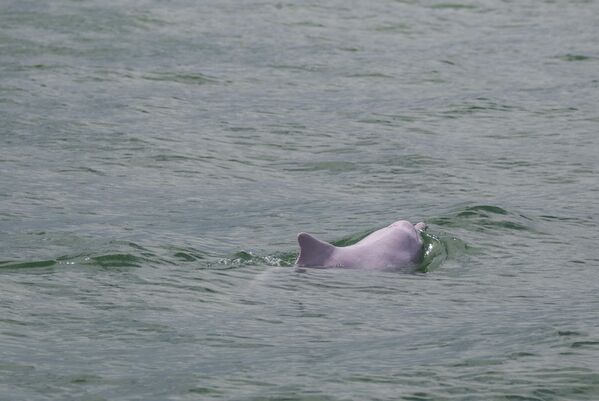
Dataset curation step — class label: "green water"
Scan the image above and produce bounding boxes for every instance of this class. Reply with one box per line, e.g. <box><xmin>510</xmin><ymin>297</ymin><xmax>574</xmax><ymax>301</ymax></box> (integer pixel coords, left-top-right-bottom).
<box><xmin>1</xmin><ymin>0</ymin><xmax>599</xmax><ymax>400</ymax></box>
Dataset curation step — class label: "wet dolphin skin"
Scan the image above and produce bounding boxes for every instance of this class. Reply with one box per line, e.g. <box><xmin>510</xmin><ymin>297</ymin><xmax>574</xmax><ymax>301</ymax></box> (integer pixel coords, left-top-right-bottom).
<box><xmin>296</xmin><ymin>220</ymin><xmax>427</xmax><ymax>270</ymax></box>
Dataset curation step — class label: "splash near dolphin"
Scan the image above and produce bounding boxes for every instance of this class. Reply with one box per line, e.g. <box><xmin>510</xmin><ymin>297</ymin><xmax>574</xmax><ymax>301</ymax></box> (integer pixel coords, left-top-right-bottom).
<box><xmin>295</xmin><ymin>220</ymin><xmax>427</xmax><ymax>270</ymax></box>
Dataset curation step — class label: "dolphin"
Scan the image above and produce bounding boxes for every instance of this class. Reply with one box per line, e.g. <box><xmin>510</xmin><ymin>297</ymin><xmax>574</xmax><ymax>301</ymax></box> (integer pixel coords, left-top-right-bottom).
<box><xmin>295</xmin><ymin>220</ymin><xmax>427</xmax><ymax>270</ymax></box>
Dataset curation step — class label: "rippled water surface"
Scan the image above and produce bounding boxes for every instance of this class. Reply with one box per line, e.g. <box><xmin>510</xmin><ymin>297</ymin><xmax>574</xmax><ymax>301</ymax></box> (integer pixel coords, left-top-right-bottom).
<box><xmin>2</xmin><ymin>0</ymin><xmax>599</xmax><ymax>400</ymax></box>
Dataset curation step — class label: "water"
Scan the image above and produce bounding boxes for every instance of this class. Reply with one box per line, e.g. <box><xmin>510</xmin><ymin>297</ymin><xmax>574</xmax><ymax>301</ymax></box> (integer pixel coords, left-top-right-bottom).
<box><xmin>1</xmin><ymin>0</ymin><xmax>599</xmax><ymax>399</ymax></box>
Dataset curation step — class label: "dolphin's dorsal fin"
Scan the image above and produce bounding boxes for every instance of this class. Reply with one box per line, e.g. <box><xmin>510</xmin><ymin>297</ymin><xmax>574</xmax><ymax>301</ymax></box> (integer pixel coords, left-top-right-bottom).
<box><xmin>296</xmin><ymin>232</ymin><xmax>335</xmax><ymax>267</ymax></box>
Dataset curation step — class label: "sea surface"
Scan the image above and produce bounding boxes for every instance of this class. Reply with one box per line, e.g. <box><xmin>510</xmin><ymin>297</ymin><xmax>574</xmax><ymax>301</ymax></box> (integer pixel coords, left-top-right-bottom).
<box><xmin>1</xmin><ymin>0</ymin><xmax>599</xmax><ymax>400</ymax></box>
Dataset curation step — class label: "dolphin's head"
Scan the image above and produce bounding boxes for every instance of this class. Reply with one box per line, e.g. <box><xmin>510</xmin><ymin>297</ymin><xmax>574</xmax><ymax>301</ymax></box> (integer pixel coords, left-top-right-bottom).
<box><xmin>414</xmin><ymin>222</ymin><xmax>427</xmax><ymax>232</ymax></box>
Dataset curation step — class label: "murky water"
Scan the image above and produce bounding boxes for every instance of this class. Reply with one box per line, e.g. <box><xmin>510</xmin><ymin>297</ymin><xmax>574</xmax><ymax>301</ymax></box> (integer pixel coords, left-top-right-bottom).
<box><xmin>2</xmin><ymin>0</ymin><xmax>599</xmax><ymax>400</ymax></box>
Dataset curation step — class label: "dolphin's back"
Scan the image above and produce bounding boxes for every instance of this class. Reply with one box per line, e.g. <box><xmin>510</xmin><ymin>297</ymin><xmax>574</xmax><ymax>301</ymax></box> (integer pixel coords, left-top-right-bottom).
<box><xmin>295</xmin><ymin>220</ymin><xmax>425</xmax><ymax>270</ymax></box>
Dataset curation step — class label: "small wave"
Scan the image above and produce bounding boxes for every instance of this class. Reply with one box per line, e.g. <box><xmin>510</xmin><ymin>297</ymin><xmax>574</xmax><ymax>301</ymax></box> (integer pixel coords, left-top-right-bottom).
<box><xmin>0</xmin><ymin>260</ymin><xmax>57</xmax><ymax>270</ymax></box>
<box><xmin>142</xmin><ymin>72</ymin><xmax>216</xmax><ymax>85</ymax></box>
<box><xmin>430</xmin><ymin>3</ymin><xmax>477</xmax><ymax>10</ymax></box>
<box><xmin>0</xmin><ymin>253</ymin><xmax>150</xmax><ymax>271</ymax></box>
<box><xmin>218</xmin><ymin>251</ymin><xmax>295</xmax><ymax>268</ymax></box>
<box><xmin>418</xmin><ymin>231</ymin><xmax>468</xmax><ymax>273</ymax></box>
<box><xmin>282</xmin><ymin>161</ymin><xmax>358</xmax><ymax>173</ymax></box>
<box><xmin>429</xmin><ymin>204</ymin><xmax>536</xmax><ymax>233</ymax></box>
<box><xmin>86</xmin><ymin>253</ymin><xmax>144</xmax><ymax>268</ymax></box>
<box><xmin>558</xmin><ymin>54</ymin><xmax>594</xmax><ymax>62</ymax></box>
<box><xmin>0</xmin><ymin>240</ymin><xmax>175</xmax><ymax>271</ymax></box>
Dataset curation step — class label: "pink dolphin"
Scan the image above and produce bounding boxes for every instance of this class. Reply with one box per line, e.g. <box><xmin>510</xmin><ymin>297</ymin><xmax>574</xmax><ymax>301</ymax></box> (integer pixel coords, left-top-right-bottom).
<box><xmin>296</xmin><ymin>220</ymin><xmax>427</xmax><ymax>270</ymax></box>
